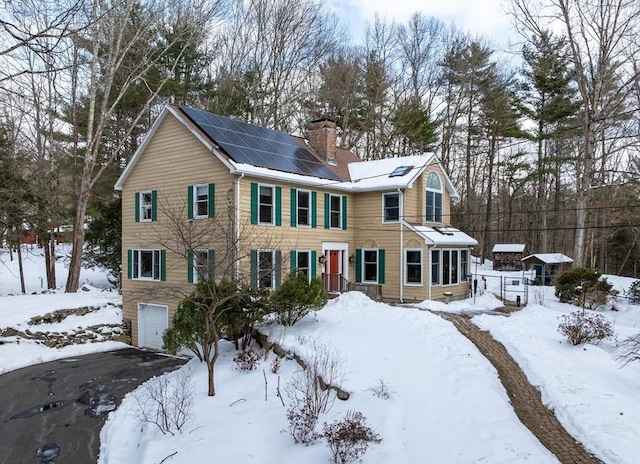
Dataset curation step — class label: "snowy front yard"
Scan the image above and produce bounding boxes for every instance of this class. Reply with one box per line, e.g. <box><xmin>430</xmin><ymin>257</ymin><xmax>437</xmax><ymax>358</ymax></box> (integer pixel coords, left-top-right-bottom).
<box><xmin>1</xmin><ymin>247</ymin><xmax>639</xmax><ymax>463</ymax></box>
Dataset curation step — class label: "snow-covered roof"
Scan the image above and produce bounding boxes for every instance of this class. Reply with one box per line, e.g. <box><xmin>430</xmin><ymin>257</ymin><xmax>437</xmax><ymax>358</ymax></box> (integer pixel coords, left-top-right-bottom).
<box><xmin>522</xmin><ymin>253</ymin><xmax>573</xmax><ymax>264</ymax></box>
<box><xmin>405</xmin><ymin>223</ymin><xmax>478</xmax><ymax>247</ymax></box>
<box><xmin>492</xmin><ymin>244</ymin><xmax>526</xmax><ymax>253</ymax></box>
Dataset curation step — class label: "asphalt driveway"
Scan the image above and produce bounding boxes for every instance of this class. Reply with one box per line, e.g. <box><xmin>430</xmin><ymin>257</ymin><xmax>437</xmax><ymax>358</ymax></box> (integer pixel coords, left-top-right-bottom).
<box><xmin>0</xmin><ymin>347</ymin><xmax>187</xmax><ymax>464</ymax></box>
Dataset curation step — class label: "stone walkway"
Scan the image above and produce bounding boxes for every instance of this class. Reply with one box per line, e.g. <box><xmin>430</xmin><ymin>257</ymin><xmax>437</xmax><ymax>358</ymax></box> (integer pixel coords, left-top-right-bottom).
<box><xmin>435</xmin><ymin>312</ymin><xmax>602</xmax><ymax>464</ymax></box>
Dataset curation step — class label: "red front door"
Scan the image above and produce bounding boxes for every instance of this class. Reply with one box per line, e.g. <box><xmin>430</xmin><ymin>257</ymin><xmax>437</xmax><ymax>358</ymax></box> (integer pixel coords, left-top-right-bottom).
<box><xmin>326</xmin><ymin>250</ymin><xmax>340</xmax><ymax>292</ymax></box>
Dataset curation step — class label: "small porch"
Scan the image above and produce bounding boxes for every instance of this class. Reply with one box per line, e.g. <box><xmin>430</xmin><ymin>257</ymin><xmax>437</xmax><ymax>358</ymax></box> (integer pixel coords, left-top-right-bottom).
<box><xmin>322</xmin><ymin>272</ymin><xmax>382</xmax><ymax>301</ymax></box>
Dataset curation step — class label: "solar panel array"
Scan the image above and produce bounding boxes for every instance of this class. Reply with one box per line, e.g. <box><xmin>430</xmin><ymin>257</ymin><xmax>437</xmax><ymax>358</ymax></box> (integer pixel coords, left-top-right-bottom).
<box><xmin>180</xmin><ymin>106</ymin><xmax>342</xmax><ymax>181</ymax></box>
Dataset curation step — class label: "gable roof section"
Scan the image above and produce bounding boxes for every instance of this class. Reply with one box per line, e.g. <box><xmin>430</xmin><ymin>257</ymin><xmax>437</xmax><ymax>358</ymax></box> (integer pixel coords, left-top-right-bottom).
<box><xmin>492</xmin><ymin>244</ymin><xmax>526</xmax><ymax>253</ymax></box>
<box><xmin>179</xmin><ymin>106</ymin><xmax>343</xmax><ymax>182</ymax></box>
<box><xmin>522</xmin><ymin>253</ymin><xmax>573</xmax><ymax>264</ymax></box>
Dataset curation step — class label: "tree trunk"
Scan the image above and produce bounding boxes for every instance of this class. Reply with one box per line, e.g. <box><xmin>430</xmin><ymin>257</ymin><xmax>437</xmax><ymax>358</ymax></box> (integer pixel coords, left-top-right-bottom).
<box><xmin>66</xmin><ymin>175</ymin><xmax>92</xmax><ymax>292</ymax></box>
<box><xmin>17</xmin><ymin>243</ymin><xmax>25</xmax><ymax>294</ymax></box>
<box><xmin>49</xmin><ymin>233</ymin><xmax>56</xmax><ymax>289</ymax></box>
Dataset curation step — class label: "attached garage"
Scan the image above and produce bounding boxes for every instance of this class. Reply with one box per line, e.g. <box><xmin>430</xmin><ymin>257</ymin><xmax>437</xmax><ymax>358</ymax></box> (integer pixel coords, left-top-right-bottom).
<box><xmin>137</xmin><ymin>303</ymin><xmax>168</xmax><ymax>349</ymax></box>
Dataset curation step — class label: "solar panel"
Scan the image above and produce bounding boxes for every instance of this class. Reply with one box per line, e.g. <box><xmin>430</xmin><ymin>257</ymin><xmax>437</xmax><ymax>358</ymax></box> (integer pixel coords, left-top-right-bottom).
<box><xmin>180</xmin><ymin>106</ymin><xmax>342</xmax><ymax>181</ymax></box>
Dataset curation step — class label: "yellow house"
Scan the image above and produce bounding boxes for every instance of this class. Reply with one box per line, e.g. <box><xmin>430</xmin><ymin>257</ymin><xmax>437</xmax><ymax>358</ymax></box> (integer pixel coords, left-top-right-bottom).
<box><xmin>115</xmin><ymin>105</ymin><xmax>477</xmax><ymax>348</ymax></box>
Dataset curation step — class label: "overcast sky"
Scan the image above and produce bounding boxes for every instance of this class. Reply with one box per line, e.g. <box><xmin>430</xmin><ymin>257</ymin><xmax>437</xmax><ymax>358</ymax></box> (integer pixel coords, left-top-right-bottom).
<box><xmin>329</xmin><ymin>0</ymin><xmax>519</xmax><ymax>51</ymax></box>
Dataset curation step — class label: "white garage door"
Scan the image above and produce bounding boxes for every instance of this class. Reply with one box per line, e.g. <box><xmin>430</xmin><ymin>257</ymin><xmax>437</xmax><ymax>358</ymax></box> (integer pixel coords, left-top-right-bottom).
<box><xmin>137</xmin><ymin>303</ymin><xmax>168</xmax><ymax>349</ymax></box>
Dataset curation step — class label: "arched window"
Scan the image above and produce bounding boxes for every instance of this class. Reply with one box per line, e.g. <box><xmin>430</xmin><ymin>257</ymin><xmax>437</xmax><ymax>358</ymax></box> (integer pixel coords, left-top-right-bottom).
<box><xmin>426</xmin><ymin>172</ymin><xmax>442</xmax><ymax>222</ymax></box>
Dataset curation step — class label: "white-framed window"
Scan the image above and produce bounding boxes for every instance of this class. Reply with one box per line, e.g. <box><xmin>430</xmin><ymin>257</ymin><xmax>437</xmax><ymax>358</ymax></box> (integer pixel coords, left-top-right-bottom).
<box><xmin>426</xmin><ymin>171</ymin><xmax>443</xmax><ymax>223</ymax></box>
<box><xmin>259</xmin><ymin>185</ymin><xmax>275</xmax><ymax>225</ymax></box>
<box><xmin>139</xmin><ymin>191</ymin><xmax>153</xmax><ymax>222</ymax></box>
<box><xmin>363</xmin><ymin>249</ymin><xmax>378</xmax><ymax>283</ymax></box>
<box><xmin>442</xmin><ymin>249</ymin><xmax>459</xmax><ymax>285</ymax></box>
<box><xmin>431</xmin><ymin>249</ymin><xmax>440</xmax><ymax>285</ymax></box>
<box><xmin>330</xmin><ymin>194</ymin><xmax>342</xmax><ymax>229</ymax></box>
<box><xmin>297</xmin><ymin>190</ymin><xmax>310</xmax><ymax>227</ymax></box>
<box><xmin>460</xmin><ymin>250</ymin><xmax>469</xmax><ymax>281</ymax></box>
<box><xmin>131</xmin><ymin>249</ymin><xmax>162</xmax><ymax>280</ymax></box>
<box><xmin>383</xmin><ymin>193</ymin><xmax>400</xmax><ymax>223</ymax></box>
<box><xmin>258</xmin><ymin>250</ymin><xmax>275</xmax><ymax>289</ymax></box>
<box><xmin>190</xmin><ymin>249</ymin><xmax>213</xmax><ymax>283</ymax></box>
<box><xmin>405</xmin><ymin>249</ymin><xmax>422</xmax><ymax>285</ymax></box>
<box><xmin>194</xmin><ymin>184</ymin><xmax>209</xmax><ymax>218</ymax></box>
<box><xmin>296</xmin><ymin>250</ymin><xmax>310</xmax><ymax>280</ymax></box>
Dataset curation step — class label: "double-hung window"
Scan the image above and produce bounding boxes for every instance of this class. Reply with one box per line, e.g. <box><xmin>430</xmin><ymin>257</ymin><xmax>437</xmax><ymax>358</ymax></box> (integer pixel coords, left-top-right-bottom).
<box><xmin>383</xmin><ymin>193</ymin><xmax>400</xmax><ymax>223</ymax></box>
<box><xmin>405</xmin><ymin>249</ymin><xmax>422</xmax><ymax>285</ymax></box>
<box><xmin>187</xmin><ymin>183</ymin><xmax>215</xmax><ymax>219</ymax></box>
<box><xmin>355</xmin><ymin>248</ymin><xmax>385</xmax><ymax>284</ymax></box>
<box><xmin>188</xmin><ymin>249</ymin><xmax>214</xmax><ymax>283</ymax></box>
<box><xmin>251</xmin><ymin>249</ymin><xmax>282</xmax><ymax>289</ymax></box>
<box><xmin>460</xmin><ymin>250</ymin><xmax>468</xmax><ymax>281</ymax></box>
<box><xmin>297</xmin><ymin>190</ymin><xmax>310</xmax><ymax>226</ymax></box>
<box><xmin>363</xmin><ymin>250</ymin><xmax>378</xmax><ymax>283</ymax></box>
<box><xmin>259</xmin><ymin>185</ymin><xmax>274</xmax><ymax>224</ymax></box>
<box><xmin>296</xmin><ymin>251</ymin><xmax>310</xmax><ymax>280</ymax></box>
<box><xmin>251</xmin><ymin>183</ymin><xmax>281</xmax><ymax>226</ymax></box>
<box><xmin>330</xmin><ymin>194</ymin><xmax>341</xmax><ymax>228</ymax></box>
<box><xmin>135</xmin><ymin>190</ymin><xmax>157</xmax><ymax>222</ymax></box>
<box><xmin>426</xmin><ymin>172</ymin><xmax>443</xmax><ymax>223</ymax></box>
<box><xmin>129</xmin><ymin>249</ymin><xmax>164</xmax><ymax>281</ymax></box>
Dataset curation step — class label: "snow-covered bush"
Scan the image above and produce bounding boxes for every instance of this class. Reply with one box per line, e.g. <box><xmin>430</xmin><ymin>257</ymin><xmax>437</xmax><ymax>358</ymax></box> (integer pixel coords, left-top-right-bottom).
<box><xmin>323</xmin><ymin>410</ymin><xmax>381</xmax><ymax>464</ymax></box>
<box><xmin>555</xmin><ymin>267</ymin><xmax>617</xmax><ymax>309</ymax></box>
<box><xmin>558</xmin><ymin>311</ymin><xmax>613</xmax><ymax>346</ymax></box>
<box><xmin>368</xmin><ymin>379</ymin><xmax>394</xmax><ymax>400</ymax></box>
<box><xmin>617</xmin><ymin>334</ymin><xmax>640</xmax><ymax>367</ymax></box>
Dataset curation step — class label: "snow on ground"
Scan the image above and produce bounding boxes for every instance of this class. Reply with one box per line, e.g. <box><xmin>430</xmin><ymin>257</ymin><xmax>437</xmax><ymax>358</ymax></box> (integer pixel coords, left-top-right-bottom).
<box><xmin>0</xmin><ymin>245</ymin><xmax>127</xmax><ymax>374</ymax></box>
<box><xmin>2</xmin><ymin>247</ymin><xmax>639</xmax><ymax>463</ymax></box>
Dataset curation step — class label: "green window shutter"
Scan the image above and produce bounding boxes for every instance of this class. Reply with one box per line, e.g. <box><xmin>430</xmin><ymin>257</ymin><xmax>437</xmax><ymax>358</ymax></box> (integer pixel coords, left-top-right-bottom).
<box><xmin>151</xmin><ymin>190</ymin><xmax>158</xmax><ymax>221</ymax></box>
<box><xmin>160</xmin><ymin>250</ymin><xmax>167</xmax><ymax>281</ymax></box>
<box><xmin>275</xmin><ymin>250</ymin><xmax>282</xmax><ymax>288</ymax></box>
<box><xmin>290</xmin><ymin>189</ymin><xmax>297</xmax><ymax>227</ymax></box>
<box><xmin>311</xmin><ymin>251</ymin><xmax>317</xmax><ymax>277</ymax></box>
<box><xmin>341</xmin><ymin>196</ymin><xmax>347</xmax><ymax>230</ymax></box>
<box><xmin>208</xmin><ymin>183</ymin><xmax>215</xmax><ymax>218</ymax></box>
<box><xmin>355</xmin><ymin>248</ymin><xmax>362</xmax><ymax>283</ymax></box>
<box><xmin>250</xmin><ymin>249</ymin><xmax>258</xmax><ymax>289</ymax></box>
<box><xmin>187</xmin><ymin>251</ymin><xmax>194</xmax><ymax>283</ymax></box>
<box><xmin>290</xmin><ymin>250</ymin><xmax>297</xmax><ymax>273</ymax></box>
<box><xmin>311</xmin><ymin>191</ymin><xmax>317</xmax><ymax>228</ymax></box>
<box><xmin>378</xmin><ymin>249</ymin><xmax>385</xmax><ymax>284</ymax></box>
<box><xmin>134</xmin><ymin>193</ymin><xmax>140</xmax><ymax>222</ymax></box>
<box><xmin>127</xmin><ymin>250</ymin><xmax>133</xmax><ymax>278</ymax></box>
<box><xmin>250</xmin><ymin>183</ymin><xmax>258</xmax><ymax>224</ymax></box>
<box><xmin>208</xmin><ymin>250</ymin><xmax>215</xmax><ymax>277</ymax></box>
<box><xmin>187</xmin><ymin>185</ymin><xmax>194</xmax><ymax>219</ymax></box>
<box><xmin>275</xmin><ymin>186</ymin><xmax>282</xmax><ymax>226</ymax></box>
<box><xmin>324</xmin><ymin>193</ymin><xmax>330</xmax><ymax>229</ymax></box>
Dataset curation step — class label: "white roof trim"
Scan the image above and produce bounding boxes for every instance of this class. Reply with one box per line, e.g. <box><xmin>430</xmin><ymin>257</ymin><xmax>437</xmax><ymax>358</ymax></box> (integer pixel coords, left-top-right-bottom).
<box><xmin>114</xmin><ymin>105</ymin><xmax>236</xmax><ymax>191</ymax></box>
<box><xmin>404</xmin><ymin>221</ymin><xmax>478</xmax><ymax>247</ymax></box>
<box><xmin>492</xmin><ymin>244</ymin><xmax>526</xmax><ymax>253</ymax></box>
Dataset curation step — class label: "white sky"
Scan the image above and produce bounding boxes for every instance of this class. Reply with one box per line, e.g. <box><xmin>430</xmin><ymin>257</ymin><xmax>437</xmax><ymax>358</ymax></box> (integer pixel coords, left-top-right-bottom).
<box><xmin>330</xmin><ymin>0</ymin><xmax>518</xmax><ymax>50</ymax></box>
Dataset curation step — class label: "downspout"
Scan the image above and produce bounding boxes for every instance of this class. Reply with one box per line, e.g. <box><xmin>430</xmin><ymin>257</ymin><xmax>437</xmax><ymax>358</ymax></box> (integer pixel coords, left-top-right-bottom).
<box><xmin>234</xmin><ymin>172</ymin><xmax>244</xmax><ymax>280</ymax></box>
<box><xmin>398</xmin><ymin>188</ymin><xmax>404</xmax><ymax>303</ymax></box>
<box><xmin>428</xmin><ymin>245</ymin><xmax>432</xmax><ymax>301</ymax></box>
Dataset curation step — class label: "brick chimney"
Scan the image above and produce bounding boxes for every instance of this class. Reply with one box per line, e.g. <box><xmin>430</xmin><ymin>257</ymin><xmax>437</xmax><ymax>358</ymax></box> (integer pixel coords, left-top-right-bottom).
<box><xmin>307</xmin><ymin>118</ymin><xmax>337</xmax><ymax>165</ymax></box>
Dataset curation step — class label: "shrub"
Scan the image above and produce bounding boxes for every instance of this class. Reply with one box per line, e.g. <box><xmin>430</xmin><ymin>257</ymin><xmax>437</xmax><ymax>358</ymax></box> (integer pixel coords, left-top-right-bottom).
<box><xmin>233</xmin><ymin>348</ymin><xmax>261</xmax><ymax>371</ymax></box>
<box><xmin>271</xmin><ymin>271</ymin><xmax>327</xmax><ymax>325</ymax></box>
<box><xmin>285</xmin><ymin>340</ymin><xmax>345</xmax><ymax>444</ymax></box>
<box><xmin>624</xmin><ymin>280</ymin><xmax>640</xmax><ymax>304</ymax></box>
<box><xmin>555</xmin><ymin>267</ymin><xmax>616</xmax><ymax>309</ymax></box>
<box><xmin>617</xmin><ymin>333</ymin><xmax>640</xmax><ymax>367</ymax></box>
<box><xmin>323</xmin><ymin>411</ymin><xmax>381</xmax><ymax>464</ymax></box>
<box><xmin>132</xmin><ymin>369</ymin><xmax>194</xmax><ymax>435</ymax></box>
<box><xmin>368</xmin><ymin>379</ymin><xmax>394</xmax><ymax>400</ymax></box>
<box><xmin>558</xmin><ymin>311</ymin><xmax>614</xmax><ymax>346</ymax></box>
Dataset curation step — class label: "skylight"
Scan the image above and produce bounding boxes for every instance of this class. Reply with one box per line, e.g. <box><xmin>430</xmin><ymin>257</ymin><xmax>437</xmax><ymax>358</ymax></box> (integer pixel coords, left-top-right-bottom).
<box><xmin>389</xmin><ymin>166</ymin><xmax>412</xmax><ymax>177</ymax></box>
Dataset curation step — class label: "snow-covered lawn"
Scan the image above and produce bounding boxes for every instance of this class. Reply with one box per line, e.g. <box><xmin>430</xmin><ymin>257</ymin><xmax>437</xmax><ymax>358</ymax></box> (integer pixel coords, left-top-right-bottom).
<box><xmin>2</xmin><ymin>247</ymin><xmax>639</xmax><ymax>463</ymax></box>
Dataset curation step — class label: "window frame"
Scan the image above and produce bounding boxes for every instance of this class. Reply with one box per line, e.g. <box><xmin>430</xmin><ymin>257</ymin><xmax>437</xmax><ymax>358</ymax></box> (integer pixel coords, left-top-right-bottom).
<box><xmin>258</xmin><ymin>249</ymin><xmax>276</xmax><ymax>289</ymax></box>
<box><xmin>431</xmin><ymin>249</ymin><xmax>440</xmax><ymax>285</ymax></box>
<box><xmin>132</xmin><ymin>249</ymin><xmax>161</xmax><ymax>281</ymax></box>
<box><xmin>382</xmin><ymin>192</ymin><xmax>400</xmax><ymax>223</ymax></box>
<box><xmin>329</xmin><ymin>194</ymin><xmax>342</xmax><ymax>229</ymax></box>
<box><xmin>139</xmin><ymin>191</ymin><xmax>153</xmax><ymax>222</ymax></box>
<box><xmin>297</xmin><ymin>190</ymin><xmax>311</xmax><ymax>227</ymax></box>
<box><xmin>442</xmin><ymin>249</ymin><xmax>460</xmax><ymax>286</ymax></box>
<box><xmin>405</xmin><ymin>248</ymin><xmax>423</xmax><ymax>286</ymax></box>
<box><xmin>425</xmin><ymin>171</ymin><xmax>443</xmax><ymax>223</ymax></box>
<box><xmin>193</xmin><ymin>184</ymin><xmax>209</xmax><ymax>219</ymax></box>
<box><xmin>296</xmin><ymin>250</ymin><xmax>311</xmax><ymax>281</ymax></box>
<box><xmin>192</xmin><ymin>249</ymin><xmax>213</xmax><ymax>283</ymax></box>
<box><xmin>258</xmin><ymin>184</ymin><xmax>275</xmax><ymax>225</ymax></box>
<box><xmin>362</xmin><ymin>249</ymin><xmax>378</xmax><ymax>283</ymax></box>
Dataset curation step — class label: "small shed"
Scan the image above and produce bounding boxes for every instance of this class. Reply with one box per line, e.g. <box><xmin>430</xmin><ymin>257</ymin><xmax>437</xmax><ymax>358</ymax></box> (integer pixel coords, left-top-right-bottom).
<box><xmin>521</xmin><ymin>253</ymin><xmax>573</xmax><ymax>286</ymax></box>
<box><xmin>492</xmin><ymin>244</ymin><xmax>526</xmax><ymax>271</ymax></box>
